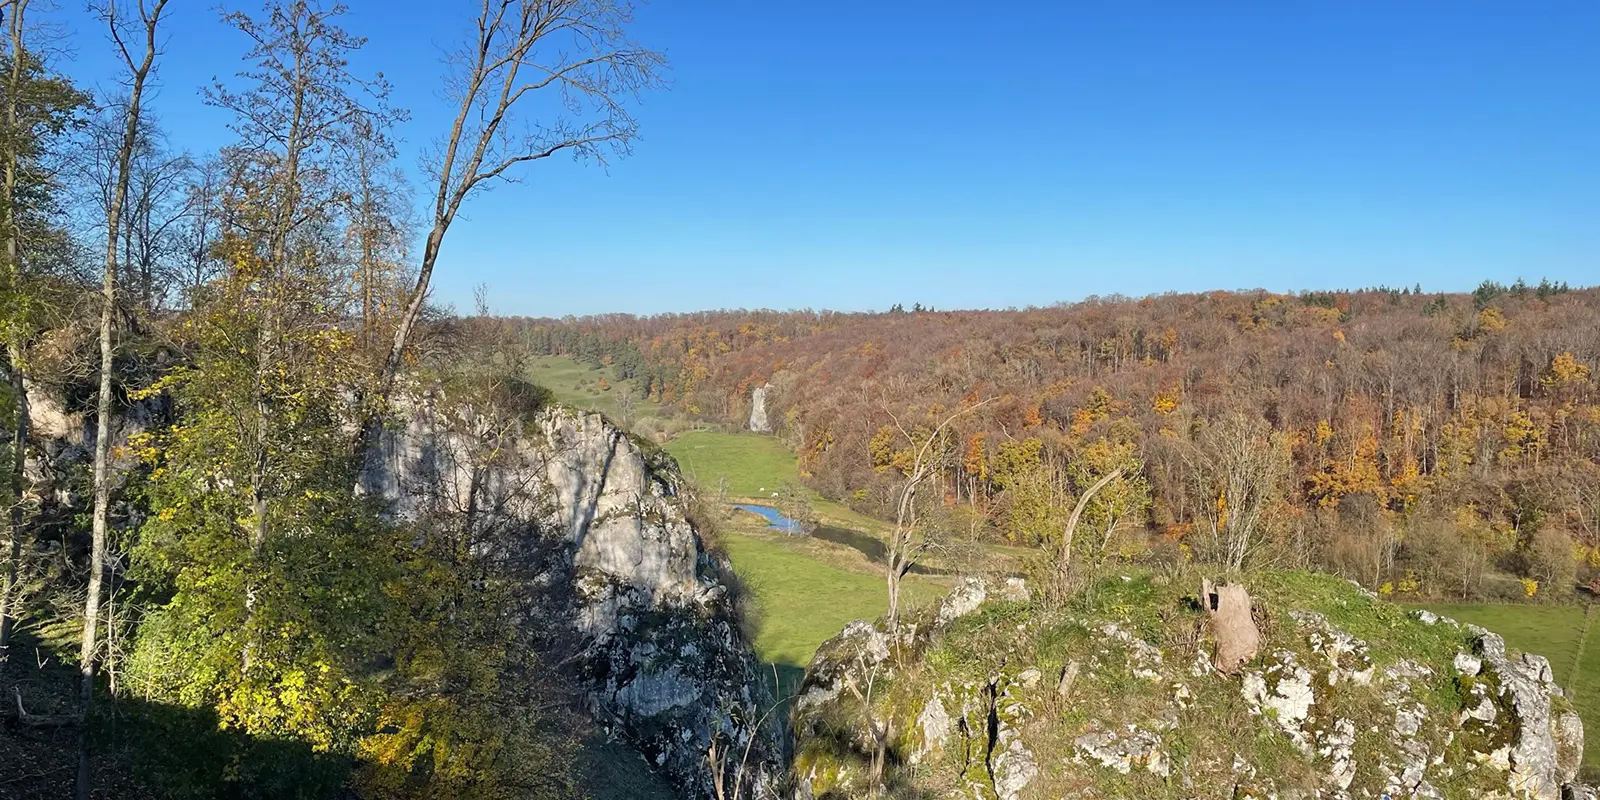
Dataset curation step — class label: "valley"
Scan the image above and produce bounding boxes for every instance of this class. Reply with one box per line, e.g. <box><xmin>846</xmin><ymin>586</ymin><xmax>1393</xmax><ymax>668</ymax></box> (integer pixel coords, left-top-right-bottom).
<box><xmin>537</xmin><ymin>350</ymin><xmax>1600</xmax><ymax>781</ymax></box>
<box><xmin>0</xmin><ymin>2</ymin><xmax>1592</xmax><ymax>796</ymax></box>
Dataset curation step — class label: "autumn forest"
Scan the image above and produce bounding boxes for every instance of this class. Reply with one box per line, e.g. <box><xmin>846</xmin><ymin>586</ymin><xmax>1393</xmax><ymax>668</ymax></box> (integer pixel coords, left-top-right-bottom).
<box><xmin>509</xmin><ymin>280</ymin><xmax>1600</xmax><ymax>601</ymax></box>
<box><xmin>0</xmin><ymin>0</ymin><xmax>1595</xmax><ymax>796</ymax></box>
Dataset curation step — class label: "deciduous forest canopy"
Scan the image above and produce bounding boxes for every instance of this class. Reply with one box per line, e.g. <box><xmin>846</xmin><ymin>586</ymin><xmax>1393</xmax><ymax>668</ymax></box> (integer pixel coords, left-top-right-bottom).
<box><xmin>503</xmin><ymin>280</ymin><xmax>1600</xmax><ymax>599</ymax></box>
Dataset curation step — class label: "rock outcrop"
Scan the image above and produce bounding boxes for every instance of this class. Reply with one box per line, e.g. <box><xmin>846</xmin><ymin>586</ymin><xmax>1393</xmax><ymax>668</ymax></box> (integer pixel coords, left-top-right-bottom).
<box><xmin>366</xmin><ymin>390</ymin><xmax>780</xmax><ymax>798</ymax></box>
<box><xmin>791</xmin><ymin>571</ymin><xmax>1596</xmax><ymax>800</ymax></box>
<box><xmin>749</xmin><ymin>383</ymin><xmax>773</xmax><ymax>433</ymax></box>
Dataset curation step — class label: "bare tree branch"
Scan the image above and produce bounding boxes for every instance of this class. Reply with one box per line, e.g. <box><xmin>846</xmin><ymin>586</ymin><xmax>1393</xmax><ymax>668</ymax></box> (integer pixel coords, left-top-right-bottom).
<box><xmin>369</xmin><ymin>0</ymin><xmax>665</xmax><ymax>434</ymax></box>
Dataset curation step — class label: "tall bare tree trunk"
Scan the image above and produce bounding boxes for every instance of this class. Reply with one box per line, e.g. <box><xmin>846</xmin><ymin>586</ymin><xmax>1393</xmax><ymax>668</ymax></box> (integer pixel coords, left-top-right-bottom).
<box><xmin>0</xmin><ymin>0</ymin><xmax>32</xmax><ymax>657</ymax></box>
<box><xmin>240</xmin><ymin>14</ymin><xmax>310</xmax><ymax>676</ymax></box>
<box><xmin>79</xmin><ymin>4</ymin><xmax>167</xmax><ymax>796</ymax></box>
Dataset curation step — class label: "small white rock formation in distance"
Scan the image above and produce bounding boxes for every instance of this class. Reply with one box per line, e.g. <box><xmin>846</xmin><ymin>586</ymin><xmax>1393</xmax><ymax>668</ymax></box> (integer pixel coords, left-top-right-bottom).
<box><xmin>748</xmin><ymin>382</ymin><xmax>773</xmax><ymax>432</ymax></box>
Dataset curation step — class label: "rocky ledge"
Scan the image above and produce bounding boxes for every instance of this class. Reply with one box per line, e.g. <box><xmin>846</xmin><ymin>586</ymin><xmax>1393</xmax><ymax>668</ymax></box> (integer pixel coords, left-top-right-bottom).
<box><xmin>792</xmin><ymin>571</ymin><xmax>1596</xmax><ymax>800</ymax></box>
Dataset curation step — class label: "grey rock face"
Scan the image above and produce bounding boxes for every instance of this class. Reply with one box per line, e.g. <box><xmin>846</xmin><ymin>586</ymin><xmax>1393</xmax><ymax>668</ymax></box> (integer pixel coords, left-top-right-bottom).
<box><xmin>1476</xmin><ymin>631</ymin><xmax>1570</xmax><ymax>799</ymax></box>
<box><xmin>367</xmin><ymin>395</ymin><xmax>777</xmax><ymax>798</ymax></box>
<box><xmin>749</xmin><ymin>383</ymin><xmax>773</xmax><ymax>433</ymax></box>
<box><xmin>795</xmin><ymin>620</ymin><xmax>890</xmax><ymax>715</ymax></box>
<box><xmin>993</xmin><ymin>736</ymin><xmax>1040</xmax><ymax>800</ymax></box>
<box><xmin>935</xmin><ymin>575</ymin><xmax>988</xmax><ymax>626</ymax></box>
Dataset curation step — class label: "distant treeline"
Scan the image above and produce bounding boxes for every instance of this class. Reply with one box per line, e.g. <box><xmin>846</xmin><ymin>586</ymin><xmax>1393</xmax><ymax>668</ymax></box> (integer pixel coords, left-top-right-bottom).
<box><xmin>486</xmin><ymin>282</ymin><xmax>1600</xmax><ymax>600</ymax></box>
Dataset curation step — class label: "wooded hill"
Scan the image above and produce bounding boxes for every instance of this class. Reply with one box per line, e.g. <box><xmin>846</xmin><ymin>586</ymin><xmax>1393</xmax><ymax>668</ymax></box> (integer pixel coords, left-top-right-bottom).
<box><xmin>503</xmin><ymin>281</ymin><xmax>1600</xmax><ymax>600</ymax></box>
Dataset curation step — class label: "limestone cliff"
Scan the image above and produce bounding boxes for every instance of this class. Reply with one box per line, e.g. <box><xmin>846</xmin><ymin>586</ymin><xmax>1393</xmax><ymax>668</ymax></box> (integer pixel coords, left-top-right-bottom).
<box><xmin>749</xmin><ymin>383</ymin><xmax>773</xmax><ymax>433</ymax></box>
<box><xmin>365</xmin><ymin>390</ymin><xmax>781</xmax><ymax>798</ymax></box>
<box><xmin>792</xmin><ymin>571</ymin><xmax>1595</xmax><ymax>800</ymax></box>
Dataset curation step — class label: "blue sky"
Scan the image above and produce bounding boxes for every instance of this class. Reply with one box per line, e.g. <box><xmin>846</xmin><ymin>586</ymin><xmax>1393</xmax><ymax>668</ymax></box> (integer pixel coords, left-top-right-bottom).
<box><xmin>51</xmin><ymin>1</ymin><xmax>1600</xmax><ymax>316</ymax></box>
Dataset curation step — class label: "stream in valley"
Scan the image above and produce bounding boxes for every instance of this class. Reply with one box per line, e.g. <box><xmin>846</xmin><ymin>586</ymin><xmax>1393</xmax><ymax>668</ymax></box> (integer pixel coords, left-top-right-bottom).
<box><xmin>732</xmin><ymin>504</ymin><xmax>948</xmax><ymax>575</ymax></box>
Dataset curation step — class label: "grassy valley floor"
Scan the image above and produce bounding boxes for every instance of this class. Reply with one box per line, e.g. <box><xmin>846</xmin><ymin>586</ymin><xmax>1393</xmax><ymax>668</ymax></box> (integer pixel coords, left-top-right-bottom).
<box><xmin>665</xmin><ymin>431</ymin><xmax>950</xmax><ymax>696</ymax></box>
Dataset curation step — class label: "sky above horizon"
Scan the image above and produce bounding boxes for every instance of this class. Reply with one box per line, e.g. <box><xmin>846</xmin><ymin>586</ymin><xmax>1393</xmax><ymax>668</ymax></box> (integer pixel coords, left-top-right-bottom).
<box><xmin>48</xmin><ymin>1</ymin><xmax>1600</xmax><ymax>317</ymax></box>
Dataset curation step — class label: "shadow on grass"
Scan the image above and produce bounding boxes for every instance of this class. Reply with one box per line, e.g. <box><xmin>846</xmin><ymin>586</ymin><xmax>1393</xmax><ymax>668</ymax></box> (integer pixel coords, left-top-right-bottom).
<box><xmin>1</xmin><ymin>694</ymin><xmax>351</xmax><ymax>800</ymax></box>
<box><xmin>805</xmin><ymin>525</ymin><xmax>950</xmax><ymax>577</ymax></box>
<box><xmin>734</xmin><ymin>504</ymin><xmax>951</xmax><ymax>575</ymax></box>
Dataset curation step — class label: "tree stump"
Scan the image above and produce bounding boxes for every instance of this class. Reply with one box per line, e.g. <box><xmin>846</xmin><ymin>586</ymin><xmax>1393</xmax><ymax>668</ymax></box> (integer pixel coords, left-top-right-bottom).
<box><xmin>1202</xmin><ymin>578</ymin><xmax>1260</xmax><ymax>674</ymax></box>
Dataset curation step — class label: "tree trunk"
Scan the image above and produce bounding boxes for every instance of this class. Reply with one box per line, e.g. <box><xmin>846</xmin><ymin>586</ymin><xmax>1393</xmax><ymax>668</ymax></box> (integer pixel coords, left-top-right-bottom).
<box><xmin>1058</xmin><ymin>468</ymin><xmax>1123</xmax><ymax>573</ymax></box>
<box><xmin>885</xmin><ymin>566</ymin><xmax>901</xmax><ymax>627</ymax></box>
<box><xmin>0</xmin><ymin>338</ymin><xmax>27</xmax><ymax>653</ymax></box>
<box><xmin>0</xmin><ymin>2</ymin><xmax>30</xmax><ymax>657</ymax></box>
<box><xmin>80</xmin><ymin>4</ymin><xmax>166</xmax><ymax>796</ymax></box>
<box><xmin>1202</xmin><ymin>578</ymin><xmax>1260</xmax><ymax>674</ymax></box>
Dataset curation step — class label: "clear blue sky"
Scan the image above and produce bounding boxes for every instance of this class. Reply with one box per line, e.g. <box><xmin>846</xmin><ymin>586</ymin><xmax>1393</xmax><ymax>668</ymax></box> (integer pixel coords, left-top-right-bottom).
<box><xmin>51</xmin><ymin>1</ymin><xmax>1600</xmax><ymax>316</ymax></box>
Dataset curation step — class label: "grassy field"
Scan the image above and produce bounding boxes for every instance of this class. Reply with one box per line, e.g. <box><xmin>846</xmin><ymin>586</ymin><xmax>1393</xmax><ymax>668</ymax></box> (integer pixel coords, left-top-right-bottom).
<box><xmin>664</xmin><ymin>430</ymin><xmax>952</xmax><ymax>695</ymax></box>
<box><xmin>665</xmin><ymin>430</ymin><xmax>802</xmax><ymax>499</ymax></box>
<box><xmin>715</xmin><ymin>508</ymin><xmax>945</xmax><ymax>706</ymax></box>
<box><xmin>1421</xmin><ymin>601</ymin><xmax>1600</xmax><ymax>768</ymax></box>
<box><xmin>720</xmin><ymin>523</ymin><xmax>943</xmax><ymax>669</ymax></box>
<box><xmin>527</xmin><ymin>355</ymin><xmax>671</xmax><ymax>429</ymax></box>
<box><xmin>663</xmin><ymin>430</ymin><xmax>904</xmax><ymax>537</ymax></box>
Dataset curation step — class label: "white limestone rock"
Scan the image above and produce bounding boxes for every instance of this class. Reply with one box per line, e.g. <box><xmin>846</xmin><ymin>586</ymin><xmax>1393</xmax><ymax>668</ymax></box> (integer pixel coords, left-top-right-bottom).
<box><xmin>1243</xmin><ymin>650</ymin><xmax>1316</xmax><ymax>752</ymax></box>
<box><xmin>912</xmin><ymin>694</ymin><xmax>952</xmax><ymax>764</ymax></box>
<box><xmin>936</xmin><ymin>576</ymin><xmax>989</xmax><ymax>625</ymax></box>
<box><xmin>367</xmin><ymin>398</ymin><xmax>778</xmax><ymax>797</ymax></box>
<box><xmin>748</xmin><ymin>383</ymin><xmax>773</xmax><ymax>432</ymax></box>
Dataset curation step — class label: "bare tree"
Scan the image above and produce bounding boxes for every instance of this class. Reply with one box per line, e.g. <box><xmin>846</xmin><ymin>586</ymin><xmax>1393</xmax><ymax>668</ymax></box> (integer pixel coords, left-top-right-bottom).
<box><xmin>473</xmin><ymin>280</ymin><xmax>491</xmax><ymax>317</ymax></box>
<box><xmin>880</xmin><ymin>398</ymin><xmax>991</xmax><ymax>627</ymax></box>
<box><xmin>344</xmin><ymin>116</ymin><xmax>411</xmax><ymax>353</ymax></box>
<box><xmin>1182</xmin><ymin>412</ymin><xmax>1292</xmax><ymax>571</ymax></box>
<box><xmin>1058</xmin><ymin>467</ymin><xmax>1123</xmax><ymax>573</ymax></box>
<box><xmin>614</xmin><ymin>382</ymin><xmax>635</xmax><ymax>428</ymax></box>
<box><xmin>176</xmin><ymin>154</ymin><xmax>226</xmax><ymax>303</ymax></box>
<box><xmin>79</xmin><ymin>1</ymin><xmax>168</xmax><ymax>796</ymax></box>
<box><xmin>121</xmin><ymin>129</ymin><xmax>192</xmax><ymax>312</ymax></box>
<box><xmin>0</xmin><ymin>0</ymin><xmax>32</xmax><ymax>660</ymax></box>
<box><xmin>373</xmin><ymin>0</ymin><xmax>666</xmax><ymax>412</ymax></box>
<box><xmin>82</xmin><ymin>107</ymin><xmax>191</xmax><ymax>313</ymax></box>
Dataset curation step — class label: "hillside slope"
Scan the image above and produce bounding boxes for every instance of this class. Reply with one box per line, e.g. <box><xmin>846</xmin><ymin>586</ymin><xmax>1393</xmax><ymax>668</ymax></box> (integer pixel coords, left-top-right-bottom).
<box><xmin>791</xmin><ymin>570</ymin><xmax>1594</xmax><ymax>800</ymax></box>
<box><xmin>503</xmin><ymin>286</ymin><xmax>1600</xmax><ymax>602</ymax></box>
